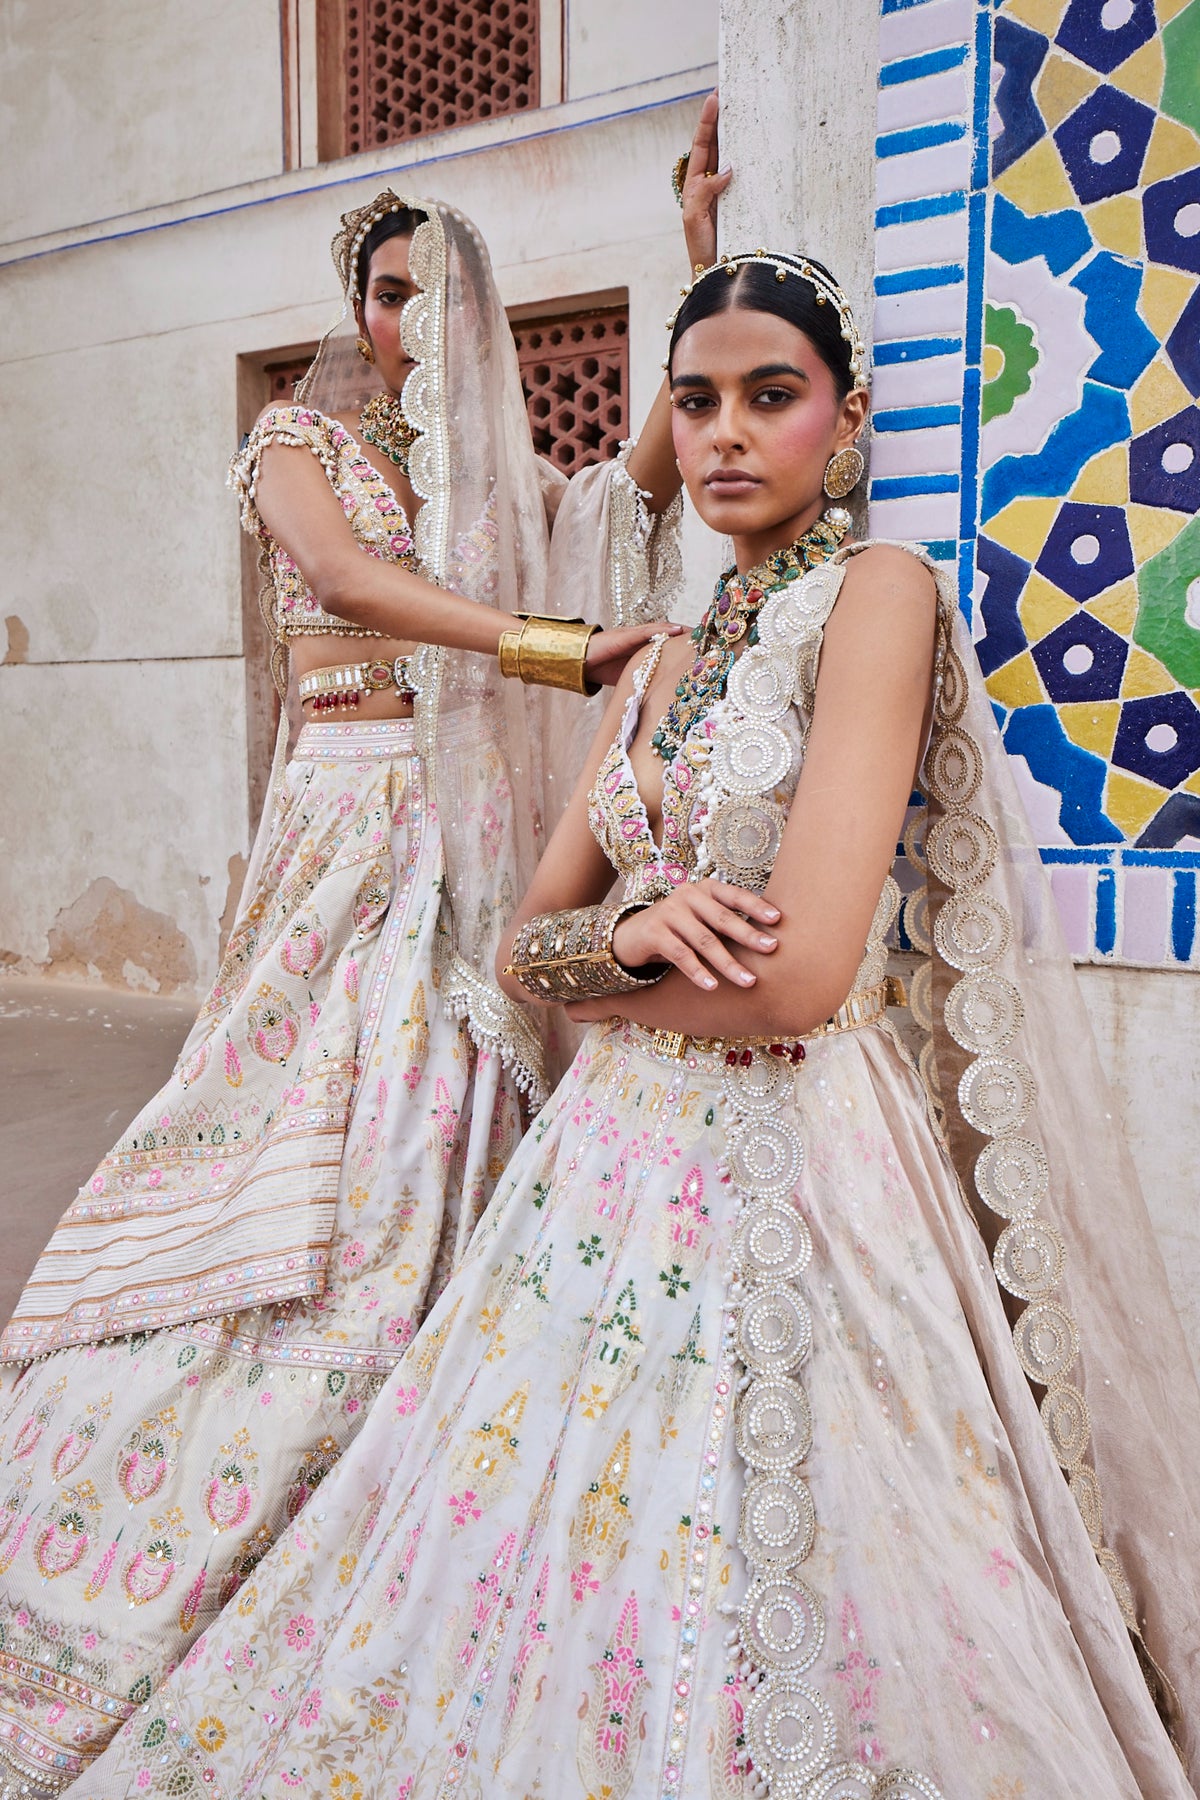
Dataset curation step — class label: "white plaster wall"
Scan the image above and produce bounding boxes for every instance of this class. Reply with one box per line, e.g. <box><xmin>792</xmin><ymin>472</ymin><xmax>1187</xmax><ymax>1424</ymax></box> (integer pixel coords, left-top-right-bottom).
<box><xmin>1078</xmin><ymin>966</ymin><xmax>1200</xmax><ymax>1356</ymax></box>
<box><xmin>566</xmin><ymin>0</ymin><xmax>717</xmax><ymax>99</ymax></box>
<box><xmin>0</xmin><ymin>0</ymin><xmax>283</xmax><ymax>244</ymax></box>
<box><xmin>0</xmin><ymin>89</ymin><xmax>714</xmax><ymax>988</ymax></box>
<box><xmin>0</xmin><ymin>658</ymin><xmax>248</xmax><ymax>977</ymax></box>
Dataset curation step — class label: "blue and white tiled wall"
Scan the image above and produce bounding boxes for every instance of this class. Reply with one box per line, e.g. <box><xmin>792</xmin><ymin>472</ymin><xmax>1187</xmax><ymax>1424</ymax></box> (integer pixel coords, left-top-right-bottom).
<box><xmin>869</xmin><ymin>0</ymin><xmax>1200</xmax><ymax>968</ymax></box>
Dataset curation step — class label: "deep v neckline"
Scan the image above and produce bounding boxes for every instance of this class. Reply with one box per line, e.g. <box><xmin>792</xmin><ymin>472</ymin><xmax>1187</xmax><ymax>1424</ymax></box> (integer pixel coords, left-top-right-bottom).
<box><xmin>327</xmin><ymin>409</ymin><xmax>415</xmax><ymax>527</ymax></box>
<box><xmin>614</xmin><ymin>637</ymin><xmax>673</xmax><ymax>856</ymax></box>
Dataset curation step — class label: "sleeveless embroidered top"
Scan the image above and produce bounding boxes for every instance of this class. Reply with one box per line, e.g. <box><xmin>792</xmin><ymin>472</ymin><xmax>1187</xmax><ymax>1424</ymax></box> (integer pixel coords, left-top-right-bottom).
<box><xmin>228</xmin><ymin>405</ymin><xmax>421</xmax><ymax>649</ymax></box>
<box><xmin>587</xmin><ymin>549</ymin><xmax>901</xmax><ymax>994</ymax></box>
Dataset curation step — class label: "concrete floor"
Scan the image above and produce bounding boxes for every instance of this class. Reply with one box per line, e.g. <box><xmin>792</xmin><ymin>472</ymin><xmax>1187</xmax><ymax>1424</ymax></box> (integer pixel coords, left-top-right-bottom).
<box><xmin>0</xmin><ymin>976</ymin><xmax>197</xmax><ymax>1327</ymax></box>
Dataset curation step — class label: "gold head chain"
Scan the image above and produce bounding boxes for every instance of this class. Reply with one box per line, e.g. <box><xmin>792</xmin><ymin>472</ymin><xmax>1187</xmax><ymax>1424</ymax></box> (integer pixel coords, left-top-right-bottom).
<box><xmin>667</xmin><ymin>249</ymin><xmax>870</xmax><ymax>392</ymax></box>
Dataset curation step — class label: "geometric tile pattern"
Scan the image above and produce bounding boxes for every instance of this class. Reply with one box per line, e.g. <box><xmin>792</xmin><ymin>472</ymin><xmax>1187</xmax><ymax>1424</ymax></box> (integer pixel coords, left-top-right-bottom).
<box><xmin>869</xmin><ymin>0</ymin><xmax>1200</xmax><ymax>966</ymax></box>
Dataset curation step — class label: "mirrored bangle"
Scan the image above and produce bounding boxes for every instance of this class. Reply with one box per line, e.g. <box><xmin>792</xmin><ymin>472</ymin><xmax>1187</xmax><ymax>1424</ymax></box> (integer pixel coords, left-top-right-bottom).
<box><xmin>497</xmin><ymin>613</ymin><xmax>600</xmax><ymax>696</ymax></box>
<box><xmin>505</xmin><ymin>900</ymin><xmax>665</xmax><ymax>1002</ymax></box>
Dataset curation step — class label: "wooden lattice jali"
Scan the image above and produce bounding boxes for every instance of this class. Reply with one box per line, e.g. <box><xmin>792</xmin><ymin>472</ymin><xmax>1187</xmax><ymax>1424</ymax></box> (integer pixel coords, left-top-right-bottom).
<box><xmin>513</xmin><ymin>308</ymin><xmax>630</xmax><ymax>476</ymax></box>
<box><xmin>344</xmin><ymin>0</ymin><xmax>538</xmax><ymax>151</ymax></box>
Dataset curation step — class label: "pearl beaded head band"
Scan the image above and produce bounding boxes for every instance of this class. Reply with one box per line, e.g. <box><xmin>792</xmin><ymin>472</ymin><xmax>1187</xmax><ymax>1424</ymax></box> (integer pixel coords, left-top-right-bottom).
<box><xmin>667</xmin><ymin>249</ymin><xmax>869</xmax><ymax>392</ymax></box>
<box><xmin>331</xmin><ymin>189</ymin><xmax>427</xmax><ymax>298</ymax></box>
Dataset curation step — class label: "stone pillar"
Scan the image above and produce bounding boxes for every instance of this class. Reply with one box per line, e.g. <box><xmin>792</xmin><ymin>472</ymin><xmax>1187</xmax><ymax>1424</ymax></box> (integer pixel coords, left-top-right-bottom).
<box><xmin>717</xmin><ymin>0</ymin><xmax>881</xmax><ymax>344</ymax></box>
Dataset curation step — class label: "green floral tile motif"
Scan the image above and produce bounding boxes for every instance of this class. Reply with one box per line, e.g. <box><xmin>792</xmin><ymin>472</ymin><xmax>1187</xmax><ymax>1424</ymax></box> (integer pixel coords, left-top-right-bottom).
<box><xmin>1162</xmin><ymin>3</ymin><xmax>1200</xmax><ymax>138</ymax></box>
<box><xmin>982</xmin><ymin>303</ymin><xmax>1039</xmax><ymax>424</ymax></box>
<box><xmin>1134</xmin><ymin>513</ymin><xmax>1200</xmax><ymax>691</ymax></box>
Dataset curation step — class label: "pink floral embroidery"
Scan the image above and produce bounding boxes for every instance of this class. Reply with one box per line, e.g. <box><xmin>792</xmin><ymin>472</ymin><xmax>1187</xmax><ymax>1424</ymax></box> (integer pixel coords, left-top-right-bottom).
<box><xmin>298</xmin><ymin>1690</ymin><xmax>322</xmax><ymax>1728</ymax></box>
<box><xmin>341</xmin><ymin>1241</ymin><xmax>366</xmax><ymax>1271</ymax></box>
<box><xmin>571</xmin><ymin>1559</ymin><xmax>602</xmax><ymax>1603</ymax></box>
<box><xmin>224</xmin><ymin>1040</ymin><xmax>243</xmax><ymax>1089</ymax></box>
<box><xmin>284</xmin><ymin>1613</ymin><xmax>315</xmax><ymax>1650</ymax></box>
<box><xmin>386</xmin><ymin>1316</ymin><xmax>414</xmax><ymax>1349</ymax></box>
<box><xmin>665</xmin><ymin>1166</ymin><xmax>709</xmax><ymax>1249</ymax></box>
<box><xmin>394</xmin><ymin>1385</ymin><xmax>420</xmax><ymax>1418</ymax></box>
<box><xmin>940</xmin><ymin>1584</ymin><xmax>999</xmax><ymax>1744</ymax></box>
<box><xmin>835</xmin><ymin>1598</ymin><xmax>885</xmax><ymax>1765</ymax></box>
<box><xmin>448</xmin><ymin>1490</ymin><xmax>481</xmax><ymax>1528</ymax></box>
<box><xmin>985</xmin><ymin>1548</ymin><xmax>1016</xmax><ymax>1588</ymax></box>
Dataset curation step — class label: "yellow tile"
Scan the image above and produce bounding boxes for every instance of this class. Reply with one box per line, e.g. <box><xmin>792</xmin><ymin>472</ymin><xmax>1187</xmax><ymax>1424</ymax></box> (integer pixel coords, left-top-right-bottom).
<box><xmin>1127</xmin><ymin>502</ymin><xmax>1191</xmax><ymax>565</ymax></box>
<box><xmin>1138</xmin><ymin>265</ymin><xmax>1196</xmax><ymax>339</ymax></box>
<box><xmin>1142</xmin><ymin>115</ymin><xmax>1200</xmax><ymax>186</ymax></box>
<box><xmin>1131</xmin><ymin>357</ymin><xmax>1194</xmax><ymax>432</ymax></box>
<box><xmin>995</xmin><ymin>137</ymin><xmax>1077</xmax><ymax>215</ymax></box>
<box><xmin>1001</xmin><ymin>0</ymin><xmax>1069</xmax><ymax>32</ymax></box>
<box><xmin>987</xmin><ymin>650</ymin><xmax>1047</xmax><ymax>709</ymax></box>
<box><xmin>1085</xmin><ymin>193</ymin><xmax>1143</xmax><ymax>258</ymax></box>
<box><xmin>1104</xmin><ymin>769</ymin><xmax>1168</xmax><ymax>836</ymax></box>
<box><xmin>1156</xmin><ymin>0</ymin><xmax>1192</xmax><ymax>23</ymax></box>
<box><xmin>1035</xmin><ymin>53</ymin><xmax>1100</xmax><ymax>130</ymax></box>
<box><xmin>1019</xmin><ymin>572</ymin><xmax>1078</xmax><ymax>641</ymax></box>
<box><xmin>1084</xmin><ymin>578</ymin><xmax>1139</xmax><ymax>636</ymax></box>
<box><xmin>1184</xmin><ymin>768</ymin><xmax>1200</xmax><ymax>797</ymax></box>
<box><xmin>982</xmin><ymin>497</ymin><xmax>1061</xmax><ymax>560</ymax></box>
<box><xmin>1070</xmin><ymin>444</ymin><xmax>1129</xmax><ymax>504</ymax></box>
<box><xmin>1123</xmin><ymin>644</ymin><xmax>1181</xmax><ymax>696</ymax></box>
<box><xmin>1110</xmin><ymin>35</ymin><xmax>1165</xmax><ymax>106</ymax></box>
<box><xmin>1058</xmin><ymin>700</ymin><xmax>1122</xmax><ymax>758</ymax></box>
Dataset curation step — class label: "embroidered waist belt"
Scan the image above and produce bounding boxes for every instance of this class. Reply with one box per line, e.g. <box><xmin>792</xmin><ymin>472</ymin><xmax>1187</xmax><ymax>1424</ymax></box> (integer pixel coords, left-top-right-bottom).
<box><xmin>298</xmin><ymin>655</ymin><xmax>416</xmax><ymax>712</ymax></box>
<box><xmin>644</xmin><ymin>976</ymin><xmax>905</xmax><ymax>1066</ymax></box>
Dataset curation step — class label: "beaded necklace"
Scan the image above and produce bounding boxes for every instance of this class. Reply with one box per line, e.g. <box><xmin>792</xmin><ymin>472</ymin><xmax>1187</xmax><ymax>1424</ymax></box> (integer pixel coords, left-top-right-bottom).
<box><xmin>360</xmin><ymin>393</ymin><xmax>417</xmax><ymax>475</ymax></box>
<box><xmin>649</xmin><ymin>515</ymin><xmax>848</xmax><ymax>763</ymax></box>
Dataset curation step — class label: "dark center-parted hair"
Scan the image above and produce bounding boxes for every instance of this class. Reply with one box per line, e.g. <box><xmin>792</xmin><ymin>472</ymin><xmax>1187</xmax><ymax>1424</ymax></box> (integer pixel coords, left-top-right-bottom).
<box><xmin>668</xmin><ymin>258</ymin><xmax>855</xmax><ymax>401</ymax></box>
<box><xmin>355</xmin><ymin>205</ymin><xmax>426</xmax><ymax>301</ymax></box>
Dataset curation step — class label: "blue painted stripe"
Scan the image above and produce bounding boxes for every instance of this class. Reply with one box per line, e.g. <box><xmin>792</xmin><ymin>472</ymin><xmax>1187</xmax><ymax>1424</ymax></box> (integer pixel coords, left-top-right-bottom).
<box><xmin>877</xmin><ymin>120</ymin><xmax>968</xmax><ymax>158</ymax></box>
<box><xmin>876</xmin><ymin>192</ymin><xmax>968</xmax><ymax>227</ymax></box>
<box><xmin>1095</xmin><ymin>867</ymin><xmax>1117</xmax><ymax>955</ymax></box>
<box><xmin>876</xmin><ymin>264</ymin><xmax>965</xmax><ymax>294</ymax></box>
<box><xmin>880</xmin><ymin>45</ymin><xmax>969</xmax><ymax>85</ymax></box>
<box><xmin>1040</xmin><ymin>848</ymin><xmax>1118</xmax><ymax>864</ymax></box>
<box><xmin>1126</xmin><ymin>848</ymin><xmax>1200</xmax><ymax>867</ymax></box>
<box><xmin>874</xmin><ymin>405</ymin><xmax>963</xmax><ymax>431</ymax></box>
<box><xmin>881</xmin><ymin>0</ymin><xmax>940</xmax><ymax>13</ymax></box>
<box><xmin>871</xmin><ymin>474</ymin><xmax>961</xmax><ymax>498</ymax></box>
<box><xmin>874</xmin><ymin>335</ymin><xmax>964</xmax><ymax>363</ymax></box>
<box><xmin>0</xmin><ymin>81</ymin><xmax>720</xmax><ymax>271</ymax></box>
<box><xmin>1093</xmin><ymin>867</ymin><xmax>1122</xmax><ymax>957</ymax></box>
<box><xmin>956</xmin><ymin>0</ymin><xmax>992</xmax><ymax>629</ymax></box>
<box><xmin>971</xmin><ymin>0</ymin><xmax>992</xmax><ymax>192</ymax></box>
<box><xmin>923</xmin><ymin>539</ymin><xmax>958</xmax><ymax>560</ymax></box>
<box><xmin>1171</xmin><ymin>871</ymin><xmax>1196</xmax><ymax>960</ymax></box>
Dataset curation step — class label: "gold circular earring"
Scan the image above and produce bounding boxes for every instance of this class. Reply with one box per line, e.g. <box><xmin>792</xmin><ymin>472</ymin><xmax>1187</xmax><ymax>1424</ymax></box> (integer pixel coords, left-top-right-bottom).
<box><xmin>823</xmin><ymin>445</ymin><xmax>864</xmax><ymax>500</ymax></box>
<box><xmin>356</xmin><ymin>336</ymin><xmax>375</xmax><ymax>365</ymax></box>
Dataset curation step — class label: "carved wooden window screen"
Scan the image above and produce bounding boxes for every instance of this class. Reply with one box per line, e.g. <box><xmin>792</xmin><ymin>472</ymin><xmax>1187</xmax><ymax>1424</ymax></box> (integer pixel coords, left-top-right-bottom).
<box><xmin>263</xmin><ymin>356</ymin><xmax>314</xmax><ymax>406</ymax></box>
<box><xmin>340</xmin><ymin>0</ymin><xmax>539</xmax><ymax>153</ymax></box>
<box><xmin>513</xmin><ymin>307</ymin><xmax>630</xmax><ymax>476</ymax></box>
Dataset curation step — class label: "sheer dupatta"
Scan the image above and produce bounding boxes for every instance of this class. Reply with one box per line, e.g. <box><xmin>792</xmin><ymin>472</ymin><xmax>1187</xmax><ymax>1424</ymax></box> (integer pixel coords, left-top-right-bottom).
<box><xmin>867</xmin><ymin>542</ymin><xmax>1200</xmax><ymax>1772</ymax></box>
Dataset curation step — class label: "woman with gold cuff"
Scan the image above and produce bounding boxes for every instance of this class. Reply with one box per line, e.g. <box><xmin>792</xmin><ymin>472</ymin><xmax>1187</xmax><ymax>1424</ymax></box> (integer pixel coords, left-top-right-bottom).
<box><xmin>75</xmin><ymin>209</ymin><xmax>1199</xmax><ymax>1796</ymax></box>
<box><xmin>0</xmin><ymin>183</ymin><xmax>684</xmax><ymax>1797</ymax></box>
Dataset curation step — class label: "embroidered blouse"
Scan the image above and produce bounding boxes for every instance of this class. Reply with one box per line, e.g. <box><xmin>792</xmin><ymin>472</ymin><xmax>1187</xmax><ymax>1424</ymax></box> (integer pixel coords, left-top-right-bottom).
<box><xmin>228</xmin><ymin>405</ymin><xmax>421</xmax><ymax>646</ymax></box>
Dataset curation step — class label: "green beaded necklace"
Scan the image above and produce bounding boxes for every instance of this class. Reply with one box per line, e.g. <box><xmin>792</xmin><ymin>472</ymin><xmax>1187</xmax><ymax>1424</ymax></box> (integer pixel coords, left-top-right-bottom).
<box><xmin>649</xmin><ymin>515</ymin><xmax>848</xmax><ymax>763</ymax></box>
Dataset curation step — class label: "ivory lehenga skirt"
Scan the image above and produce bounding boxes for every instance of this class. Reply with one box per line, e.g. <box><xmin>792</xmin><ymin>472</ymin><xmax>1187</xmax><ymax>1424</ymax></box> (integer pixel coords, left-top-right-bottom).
<box><xmin>68</xmin><ymin>1017</ymin><xmax>1192</xmax><ymax>1800</ymax></box>
<box><xmin>0</xmin><ymin>719</ymin><xmax>522</xmax><ymax>1796</ymax></box>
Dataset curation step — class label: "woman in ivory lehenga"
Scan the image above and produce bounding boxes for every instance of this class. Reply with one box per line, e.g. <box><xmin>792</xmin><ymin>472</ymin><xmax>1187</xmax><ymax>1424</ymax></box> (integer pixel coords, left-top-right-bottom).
<box><xmin>0</xmin><ymin>184</ymin><xmax>686</xmax><ymax>1795</ymax></box>
<box><xmin>69</xmin><ymin>192</ymin><xmax>1200</xmax><ymax>1798</ymax></box>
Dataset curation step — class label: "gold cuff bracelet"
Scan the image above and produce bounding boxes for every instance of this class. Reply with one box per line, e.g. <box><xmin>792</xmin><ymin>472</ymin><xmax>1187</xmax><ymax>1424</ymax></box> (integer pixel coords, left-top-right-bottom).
<box><xmin>497</xmin><ymin>614</ymin><xmax>600</xmax><ymax>696</ymax></box>
<box><xmin>505</xmin><ymin>901</ymin><xmax>665</xmax><ymax>1003</ymax></box>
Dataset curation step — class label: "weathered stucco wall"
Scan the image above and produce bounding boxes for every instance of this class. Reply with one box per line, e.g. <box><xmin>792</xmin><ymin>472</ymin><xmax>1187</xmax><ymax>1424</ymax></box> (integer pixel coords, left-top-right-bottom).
<box><xmin>1</xmin><ymin>0</ymin><xmax>283</xmax><ymax>243</ymax></box>
<box><xmin>0</xmin><ymin>9</ymin><xmax>717</xmax><ymax>990</ymax></box>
